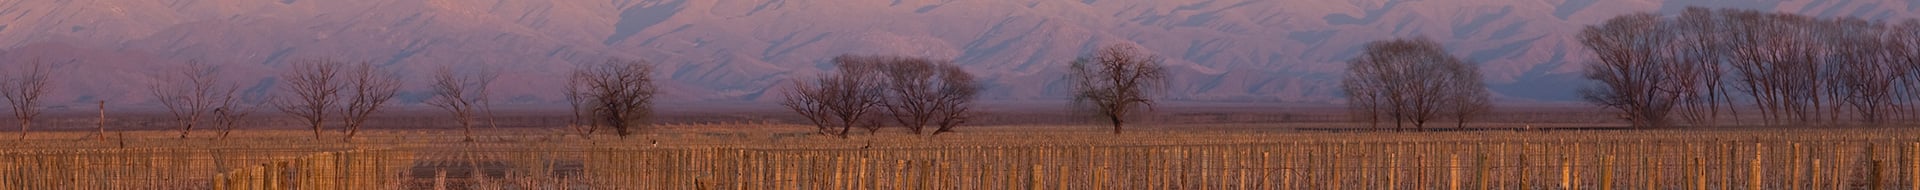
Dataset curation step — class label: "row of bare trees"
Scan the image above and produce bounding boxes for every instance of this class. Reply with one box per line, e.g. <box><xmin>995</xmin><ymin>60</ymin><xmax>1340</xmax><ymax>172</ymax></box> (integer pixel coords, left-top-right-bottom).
<box><xmin>1341</xmin><ymin>37</ymin><xmax>1492</xmax><ymax>131</ymax></box>
<box><xmin>151</xmin><ymin>57</ymin><xmax>661</xmax><ymax>141</ymax></box>
<box><xmin>147</xmin><ymin>59</ymin><xmax>409</xmax><ymax>141</ymax></box>
<box><xmin>265</xmin><ymin>59</ymin><xmax>402</xmax><ymax>141</ymax></box>
<box><xmin>150</xmin><ymin>58</ymin><xmax>405</xmax><ymax>141</ymax></box>
<box><xmin>784</xmin><ymin>55</ymin><xmax>981</xmax><ymax>138</ymax></box>
<box><xmin>778</xmin><ymin>44</ymin><xmax>1177</xmax><ymax>136</ymax></box>
<box><xmin>1581</xmin><ymin>7</ymin><xmax>1920</xmax><ymax>128</ymax></box>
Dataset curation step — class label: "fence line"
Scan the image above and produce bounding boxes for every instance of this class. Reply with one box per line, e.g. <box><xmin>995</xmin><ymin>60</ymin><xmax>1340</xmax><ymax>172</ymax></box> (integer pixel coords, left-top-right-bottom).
<box><xmin>0</xmin><ymin>147</ymin><xmax>347</xmax><ymax>189</ymax></box>
<box><xmin>165</xmin><ymin>140</ymin><xmax>1920</xmax><ymax>189</ymax></box>
<box><xmin>4</xmin><ymin>139</ymin><xmax>1915</xmax><ymax>189</ymax></box>
<box><xmin>209</xmin><ymin>149</ymin><xmax>414</xmax><ymax>190</ymax></box>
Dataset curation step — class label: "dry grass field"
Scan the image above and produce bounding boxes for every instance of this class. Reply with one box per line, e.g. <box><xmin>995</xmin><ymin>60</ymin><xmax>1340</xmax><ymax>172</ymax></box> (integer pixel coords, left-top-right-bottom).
<box><xmin>2</xmin><ymin>119</ymin><xmax>1919</xmax><ymax>189</ymax></box>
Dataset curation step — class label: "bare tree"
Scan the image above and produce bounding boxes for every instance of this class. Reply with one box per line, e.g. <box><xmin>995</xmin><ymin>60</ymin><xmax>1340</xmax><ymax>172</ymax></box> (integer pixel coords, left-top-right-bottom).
<box><xmin>927</xmin><ymin>62</ymin><xmax>980</xmax><ymax>135</ymax></box>
<box><xmin>151</xmin><ymin>61</ymin><xmax>231</xmax><ymax>138</ymax></box>
<box><xmin>781</xmin><ymin>80</ymin><xmax>832</xmax><ymax>135</ymax></box>
<box><xmin>565</xmin><ymin>75</ymin><xmax>596</xmax><ymax>138</ymax></box>
<box><xmin>275</xmin><ymin>59</ymin><xmax>344</xmax><ymax>140</ymax></box>
<box><xmin>1341</xmin><ymin>37</ymin><xmax>1488</xmax><ymax>130</ymax></box>
<box><xmin>1578</xmin><ymin>13</ymin><xmax>1682</xmax><ymax>128</ymax></box>
<box><xmin>2</xmin><ymin>60</ymin><xmax>50</xmax><ymax>140</ymax></box>
<box><xmin>866</xmin><ymin>55</ymin><xmax>981</xmax><ymax>136</ymax></box>
<box><xmin>570</xmin><ymin>59</ymin><xmax>658</xmax><ymax>137</ymax></box>
<box><xmin>1672</xmin><ymin>7</ymin><xmax>1731</xmax><ymax>127</ymax></box>
<box><xmin>339</xmin><ymin>62</ymin><xmax>401</xmax><ymax>141</ymax></box>
<box><xmin>211</xmin><ymin>87</ymin><xmax>257</xmax><ymax>140</ymax></box>
<box><xmin>427</xmin><ymin>65</ymin><xmax>499</xmax><ymax>141</ymax></box>
<box><xmin>1821</xmin><ymin>18</ymin><xmax>1899</xmax><ymax>124</ymax></box>
<box><xmin>783</xmin><ymin>55</ymin><xmax>885</xmax><ymax>138</ymax></box>
<box><xmin>1342</xmin><ymin>59</ymin><xmax>1387</xmax><ymax>129</ymax></box>
<box><xmin>1894</xmin><ymin>20</ymin><xmax>1920</xmax><ymax>121</ymax></box>
<box><xmin>1444</xmin><ymin>58</ymin><xmax>1493</xmax><ymax>129</ymax></box>
<box><xmin>1068</xmin><ymin>44</ymin><xmax>1168</xmax><ymax>134</ymax></box>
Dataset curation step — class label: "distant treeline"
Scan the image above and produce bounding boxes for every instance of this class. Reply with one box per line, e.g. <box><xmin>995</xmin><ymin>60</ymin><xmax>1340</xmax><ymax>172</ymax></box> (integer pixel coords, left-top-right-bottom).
<box><xmin>1579</xmin><ymin>7</ymin><xmax>1920</xmax><ymax>128</ymax></box>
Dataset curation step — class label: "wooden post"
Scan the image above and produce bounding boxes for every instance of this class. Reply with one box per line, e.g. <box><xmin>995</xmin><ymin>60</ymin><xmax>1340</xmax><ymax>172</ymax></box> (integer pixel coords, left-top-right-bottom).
<box><xmin>1602</xmin><ymin>155</ymin><xmax>1613</xmax><ymax>190</ymax></box>
<box><xmin>96</xmin><ymin>101</ymin><xmax>105</xmax><ymax>142</ymax></box>
<box><xmin>939</xmin><ymin>161</ymin><xmax>950</xmax><ymax>190</ymax></box>
<box><xmin>1450</xmin><ymin>153</ymin><xmax>1460</xmax><ymax>190</ymax></box>
<box><xmin>1812</xmin><ymin>159</ymin><xmax>1821</xmax><ymax>190</ymax></box>
<box><xmin>1388</xmin><ymin>152</ymin><xmax>1398</xmax><ymax>190</ymax></box>
<box><xmin>1094</xmin><ymin>157</ymin><xmax>1105</xmax><ymax>190</ymax></box>
<box><xmin>1562</xmin><ymin>154</ymin><xmax>1572</xmax><ymax>189</ymax></box>
<box><xmin>1643</xmin><ymin>156</ymin><xmax>1653</xmax><ymax>190</ymax></box>
<box><xmin>1722</xmin><ymin>142</ymin><xmax>1732</xmax><ymax>190</ymax></box>
<box><xmin>832</xmin><ymin>155</ymin><xmax>844</xmax><ymax>189</ymax></box>
<box><xmin>1752</xmin><ymin>143</ymin><xmax>1762</xmax><ymax>190</ymax></box>
<box><xmin>1237</xmin><ymin>147</ymin><xmax>1246</xmax><ymax>190</ymax></box>
<box><xmin>1696</xmin><ymin>153</ymin><xmax>1705</xmax><ymax>190</ymax></box>
<box><xmin>1285</xmin><ymin>148</ymin><xmax>1293</xmax><ymax>189</ymax></box>
<box><xmin>1331</xmin><ymin>144</ymin><xmax>1342</xmax><ymax>190</ymax></box>
<box><xmin>1260</xmin><ymin>152</ymin><xmax>1269</xmax><ymax>190</ymax></box>
<box><xmin>859</xmin><ymin>158</ymin><xmax>869</xmax><ymax>189</ymax></box>
<box><xmin>1793</xmin><ymin>143</ymin><xmax>1801</xmax><ymax>190</ymax></box>
<box><xmin>1519</xmin><ymin>143</ymin><xmax>1528</xmax><ymax>190</ymax></box>
<box><xmin>1027</xmin><ymin>164</ymin><xmax>1040</xmax><ymax>190</ymax></box>
<box><xmin>1873</xmin><ymin>159</ymin><xmax>1884</xmax><ymax>190</ymax></box>
<box><xmin>895</xmin><ymin>160</ymin><xmax>905</xmax><ymax>190</ymax></box>
<box><xmin>1477</xmin><ymin>148</ymin><xmax>1488</xmax><ymax>190</ymax></box>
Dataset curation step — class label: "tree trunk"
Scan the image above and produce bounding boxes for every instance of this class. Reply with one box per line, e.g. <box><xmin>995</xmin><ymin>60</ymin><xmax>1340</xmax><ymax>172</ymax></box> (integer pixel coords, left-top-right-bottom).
<box><xmin>18</xmin><ymin>119</ymin><xmax>27</xmax><ymax>140</ymax></box>
<box><xmin>312</xmin><ymin>121</ymin><xmax>323</xmax><ymax>140</ymax></box>
<box><xmin>1393</xmin><ymin>113</ymin><xmax>1404</xmax><ymax>132</ymax></box>
<box><xmin>838</xmin><ymin>123</ymin><xmax>853</xmax><ymax>138</ymax></box>
<box><xmin>180</xmin><ymin>123</ymin><xmax>193</xmax><ymax>139</ymax></box>
<box><xmin>1109</xmin><ymin>115</ymin><xmax>1124</xmax><ymax>134</ymax></box>
<box><xmin>461</xmin><ymin>120</ymin><xmax>474</xmax><ymax>142</ymax></box>
<box><xmin>342</xmin><ymin>126</ymin><xmax>357</xmax><ymax>142</ymax></box>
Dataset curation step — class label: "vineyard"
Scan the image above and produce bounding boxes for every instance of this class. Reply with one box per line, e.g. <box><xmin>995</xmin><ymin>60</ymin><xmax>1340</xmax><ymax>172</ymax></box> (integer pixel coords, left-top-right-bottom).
<box><xmin>2</xmin><ymin>125</ymin><xmax>1919</xmax><ymax>189</ymax></box>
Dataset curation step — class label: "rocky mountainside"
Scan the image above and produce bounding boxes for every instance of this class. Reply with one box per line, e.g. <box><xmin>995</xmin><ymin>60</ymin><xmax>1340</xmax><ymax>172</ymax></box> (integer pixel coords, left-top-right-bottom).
<box><xmin>0</xmin><ymin>0</ymin><xmax>1915</xmax><ymax>107</ymax></box>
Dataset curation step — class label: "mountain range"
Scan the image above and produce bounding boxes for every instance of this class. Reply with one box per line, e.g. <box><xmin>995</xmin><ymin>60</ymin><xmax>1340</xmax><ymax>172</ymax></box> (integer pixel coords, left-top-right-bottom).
<box><xmin>1</xmin><ymin>0</ymin><xmax>1916</xmax><ymax>108</ymax></box>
